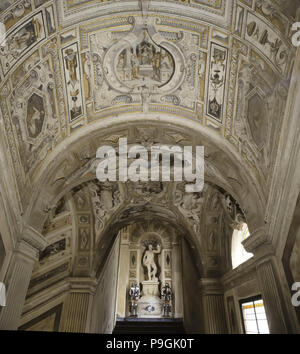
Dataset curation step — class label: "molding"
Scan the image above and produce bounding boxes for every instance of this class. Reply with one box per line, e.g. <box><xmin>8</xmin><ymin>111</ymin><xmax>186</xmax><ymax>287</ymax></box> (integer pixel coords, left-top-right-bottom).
<box><xmin>199</xmin><ymin>278</ymin><xmax>224</xmax><ymax>295</ymax></box>
<box><xmin>67</xmin><ymin>277</ymin><xmax>98</xmax><ymax>295</ymax></box>
<box><xmin>21</xmin><ymin>280</ymin><xmax>69</xmax><ymax>320</ymax></box>
<box><xmin>56</xmin><ymin>0</ymin><xmax>232</xmax><ymax>29</ymax></box>
<box><xmin>22</xmin><ymin>224</ymin><xmax>48</xmax><ymax>253</ymax></box>
<box><xmin>242</xmin><ymin>225</ymin><xmax>273</xmax><ymax>256</ymax></box>
<box><xmin>221</xmin><ymin>259</ymin><xmax>257</xmax><ymax>291</ymax></box>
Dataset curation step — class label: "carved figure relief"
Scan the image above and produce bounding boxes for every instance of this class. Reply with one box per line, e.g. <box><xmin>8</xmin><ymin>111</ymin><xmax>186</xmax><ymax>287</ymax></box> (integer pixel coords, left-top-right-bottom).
<box><xmin>88</xmin><ymin>181</ymin><xmax>123</xmax><ymax>238</ymax></box>
<box><xmin>101</xmin><ymin>17</ymin><xmax>185</xmax><ymax>101</ymax></box>
<box><xmin>174</xmin><ymin>183</ymin><xmax>205</xmax><ymax>233</ymax></box>
<box><xmin>116</xmin><ymin>32</ymin><xmax>174</xmax><ymax>88</ymax></box>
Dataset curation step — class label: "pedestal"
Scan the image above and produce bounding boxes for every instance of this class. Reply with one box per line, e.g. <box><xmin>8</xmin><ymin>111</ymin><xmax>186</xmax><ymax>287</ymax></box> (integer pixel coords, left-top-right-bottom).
<box><xmin>138</xmin><ymin>281</ymin><xmax>162</xmax><ymax>317</ymax></box>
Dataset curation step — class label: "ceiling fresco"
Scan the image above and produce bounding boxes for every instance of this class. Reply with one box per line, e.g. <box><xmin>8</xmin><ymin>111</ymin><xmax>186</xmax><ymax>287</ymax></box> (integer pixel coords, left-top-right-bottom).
<box><xmin>0</xmin><ymin>1</ymin><xmax>296</xmax><ymax>218</ymax></box>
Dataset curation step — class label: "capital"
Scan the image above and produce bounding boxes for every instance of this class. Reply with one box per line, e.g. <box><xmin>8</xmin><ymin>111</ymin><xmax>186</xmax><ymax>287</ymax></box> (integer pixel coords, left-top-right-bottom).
<box><xmin>242</xmin><ymin>226</ymin><xmax>274</xmax><ymax>258</ymax></box>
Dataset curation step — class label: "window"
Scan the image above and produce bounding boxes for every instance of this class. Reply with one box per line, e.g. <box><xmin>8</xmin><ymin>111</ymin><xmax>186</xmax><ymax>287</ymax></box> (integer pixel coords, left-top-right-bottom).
<box><xmin>240</xmin><ymin>296</ymin><xmax>270</xmax><ymax>334</ymax></box>
<box><xmin>231</xmin><ymin>223</ymin><xmax>253</xmax><ymax>269</ymax></box>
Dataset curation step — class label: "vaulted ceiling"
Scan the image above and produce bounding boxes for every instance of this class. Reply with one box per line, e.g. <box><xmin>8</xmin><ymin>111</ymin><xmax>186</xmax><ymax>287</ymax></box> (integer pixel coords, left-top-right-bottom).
<box><xmin>1</xmin><ymin>1</ymin><xmax>299</xmax><ymax>325</ymax></box>
<box><xmin>0</xmin><ymin>0</ymin><xmax>299</xmax><ymax>286</ymax></box>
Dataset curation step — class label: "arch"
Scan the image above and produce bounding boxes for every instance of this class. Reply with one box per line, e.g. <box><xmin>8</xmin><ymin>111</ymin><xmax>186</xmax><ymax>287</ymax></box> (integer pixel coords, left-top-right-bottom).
<box><xmin>91</xmin><ymin>203</ymin><xmax>204</xmax><ymax>278</ymax></box>
<box><xmin>24</xmin><ymin>112</ymin><xmax>266</xmax><ymax>236</ymax></box>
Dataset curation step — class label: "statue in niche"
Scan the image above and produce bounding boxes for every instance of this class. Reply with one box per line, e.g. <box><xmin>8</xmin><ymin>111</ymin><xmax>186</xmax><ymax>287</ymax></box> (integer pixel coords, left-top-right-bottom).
<box><xmin>143</xmin><ymin>243</ymin><xmax>161</xmax><ymax>281</ymax></box>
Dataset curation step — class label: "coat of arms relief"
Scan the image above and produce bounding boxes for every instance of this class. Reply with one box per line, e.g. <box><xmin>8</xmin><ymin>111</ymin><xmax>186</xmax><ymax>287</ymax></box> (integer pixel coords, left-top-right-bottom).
<box><xmin>97</xmin><ymin>16</ymin><xmax>186</xmax><ymax>111</ymax></box>
<box><xmin>116</xmin><ymin>30</ymin><xmax>175</xmax><ymax>89</ymax></box>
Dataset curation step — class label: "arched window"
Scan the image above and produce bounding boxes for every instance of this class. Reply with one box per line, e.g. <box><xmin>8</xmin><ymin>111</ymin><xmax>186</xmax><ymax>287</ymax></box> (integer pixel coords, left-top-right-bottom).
<box><xmin>231</xmin><ymin>223</ymin><xmax>253</xmax><ymax>269</ymax></box>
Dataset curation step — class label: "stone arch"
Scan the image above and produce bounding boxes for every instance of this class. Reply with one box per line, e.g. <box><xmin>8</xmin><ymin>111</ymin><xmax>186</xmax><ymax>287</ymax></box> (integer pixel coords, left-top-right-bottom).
<box><xmin>24</xmin><ymin>112</ymin><xmax>266</xmax><ymax>237</ymax></box>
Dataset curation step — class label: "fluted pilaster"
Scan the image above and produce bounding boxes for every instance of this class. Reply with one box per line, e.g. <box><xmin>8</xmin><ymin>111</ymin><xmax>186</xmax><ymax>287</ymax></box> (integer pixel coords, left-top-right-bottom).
<box><xmin>62</xmin><ymin>278</ymin><xmax>96</xmax><ymax>333</ymax></box>
<box><xmin>200</xmin><ymin>278</ymin><xmax>227</xmax><ymax>334</ymax></box>
<box><xmin>256</xmin><ymin>259</ymin><xmax>288</xmax><ymax>333</ymax></box>
<box><xmin>0</xmin><ymin>225</ymin><xmax>47</xmax><ymax>330</ymax></box>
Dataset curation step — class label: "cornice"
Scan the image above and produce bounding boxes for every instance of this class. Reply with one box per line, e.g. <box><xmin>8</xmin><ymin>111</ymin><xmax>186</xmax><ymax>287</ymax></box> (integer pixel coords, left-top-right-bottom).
<box><xmin>56</xmin><ymin>0</ymin><xmax>232</xmax><ymax>30</ymax></box>
<box><xmin>22</xmin><ymin>224</ymin><xmax>48</xmax><ymax>253</ymax></box>
<box><xmin>198</xmin><ymin>278</ymin><xmax>224</xmax><ymax>295</ymax></box>
<box><xmin>242</xmin><ymin>225</ymin><xmax>273</xmax><ymax>256</ymax></box>
<box><xmin>67</xmin><ymin>277</ymin><xmax>98</xmax><ymax>295</ymax></box>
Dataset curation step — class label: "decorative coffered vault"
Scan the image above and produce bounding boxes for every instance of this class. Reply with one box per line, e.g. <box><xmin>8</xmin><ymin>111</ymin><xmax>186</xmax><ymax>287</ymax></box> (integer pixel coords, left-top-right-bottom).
<box><xmin>0</xmin><ymin>0</ymin><xmax>300</xmax><ymax>334</ymax></box>
<box><xmin>0</xmin><ymin>0</ymin><xmax>296</xmax><ymax>215</ymax></box>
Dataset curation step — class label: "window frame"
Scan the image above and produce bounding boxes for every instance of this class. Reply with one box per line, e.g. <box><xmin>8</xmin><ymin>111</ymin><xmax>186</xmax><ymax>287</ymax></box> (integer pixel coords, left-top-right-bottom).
<box><xmin>239</xmin><ymin>295</ymin><xmax>269</xmax><ymax>334</ymax></box>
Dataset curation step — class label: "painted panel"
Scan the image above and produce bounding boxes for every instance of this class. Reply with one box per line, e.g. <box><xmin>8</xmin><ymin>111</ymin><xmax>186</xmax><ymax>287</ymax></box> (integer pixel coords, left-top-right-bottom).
<box><xmin>206</xmin><ymin>42</ymin><xmax>228</xmax><ymax>122</ymax></box>
<box><xmin>0</xmin><ymin>12</ymin><xmax>46</xmax><ymax>76</ymax></box>
<box><xmin>62</xmin><ymin>42</ymin><xmax>84</xmax><ymax>122</ymax></box>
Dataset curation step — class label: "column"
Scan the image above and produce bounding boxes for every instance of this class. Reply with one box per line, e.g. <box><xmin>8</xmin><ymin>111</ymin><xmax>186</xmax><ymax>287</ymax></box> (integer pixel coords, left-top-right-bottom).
<box><xmin>243</xmin><ymin>228</ymin><xmax>291</xmax><ymax>333</ymax></box>
<box><xmin>116</xmin><ymin>230</ymin><xmax>130</xmax><ymax>318</ymax></box>
<box><xmin>200</xmin><ymin>278</ymin><xmax>227</xmax><ymax>334</ymax></box>
<box><xmin>172</xmin><ymin>237</ymin><xmax>183</xmax><ymax>318</ymax></box>
<box><xmin>0</xmin><ymin>225</ymin><xmax>47</xmax><ymax>330</ymax></box>
<box><xmin>62</xmin><ymin>278</ymin><xmax>97</xmax><ymax>333</ymax></box>
<box><xmin>256</xmin><ymin>259</ymin><xmax>288</xmax><ymax>333</ymax></box>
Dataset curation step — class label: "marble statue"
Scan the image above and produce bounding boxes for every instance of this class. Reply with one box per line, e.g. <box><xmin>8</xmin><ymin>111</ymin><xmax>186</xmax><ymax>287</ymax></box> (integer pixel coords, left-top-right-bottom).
<box><xmin>143</xmin><ymin>243</ymin><xmax>161</xmax><ymax>281</ymax></box>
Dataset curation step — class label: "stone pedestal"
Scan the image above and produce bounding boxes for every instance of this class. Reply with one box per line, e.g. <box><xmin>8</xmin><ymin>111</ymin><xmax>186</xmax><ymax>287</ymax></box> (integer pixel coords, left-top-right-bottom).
<box><xmin>138</xmin><ymin>281</ymin><xmax>162</xmax><ymax>317</ymax></box>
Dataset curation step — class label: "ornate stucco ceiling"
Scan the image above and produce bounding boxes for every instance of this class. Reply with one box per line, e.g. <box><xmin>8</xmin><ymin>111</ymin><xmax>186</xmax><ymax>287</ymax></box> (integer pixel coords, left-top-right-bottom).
<box><xmin>0</xmin><ymin>0</ymin><xmax>297</xmax><ymax>222</ymax></box>
<box><xmin>0</xmin><ymin>0</ymin><xmax>297</xmax><ymax>325</ymax></box>
<box><xmin>0</xmin><ymin>0</ymin><xmax>299</xmax><ymax>277</ymax></box>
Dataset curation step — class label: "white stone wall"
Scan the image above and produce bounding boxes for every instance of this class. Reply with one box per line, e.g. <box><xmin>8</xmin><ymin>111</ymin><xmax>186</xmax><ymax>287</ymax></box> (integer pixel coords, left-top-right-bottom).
<box><xmin>90</xmin><ymin>235</ymin><xmax>120</xmax><ymax>334</ymax></box>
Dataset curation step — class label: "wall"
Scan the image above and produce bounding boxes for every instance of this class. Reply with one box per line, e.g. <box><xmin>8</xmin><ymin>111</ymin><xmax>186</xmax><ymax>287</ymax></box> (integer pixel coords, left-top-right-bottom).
<box><xmin>115</xmin><ymin>223</ymin><xmax>184</xmax><ymax>319</ymax></box>
<box><xmin>283</xmin><ymin>193</ymin><xmax>300</xmax><ymax>325</ymax></box>
<box><xmin>90</xmin><ymin>234</ymin><xmax>120</xmax><ymax>334</ymax></box>
<box><xmin>224</xmin><ymin>275</ymin><xmax>260</xmax><ymax>334</ymax></box>
<box><xmin>181</xmin><ymin>238</ymin><xmax>204</xmax><ymax>333</ymax></box>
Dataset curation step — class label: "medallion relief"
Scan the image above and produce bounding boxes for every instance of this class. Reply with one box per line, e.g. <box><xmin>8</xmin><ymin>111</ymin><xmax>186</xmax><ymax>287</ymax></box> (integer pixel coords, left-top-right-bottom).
<box><xmin>102</xmin><ymin>17</ymin><xmax>185</xmax><ymax>95</ymax></box>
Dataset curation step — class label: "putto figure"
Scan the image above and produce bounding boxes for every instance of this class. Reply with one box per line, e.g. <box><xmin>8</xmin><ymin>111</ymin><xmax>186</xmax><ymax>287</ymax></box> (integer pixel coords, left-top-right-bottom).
<box><xmin>143</xmin><ymin>243</ymin><xmax>161</xmax><ymax>281</ymax></box>
<box><xmin>129</xmin><ymin>282</ymin><xmax>140</xmax><ymax>317</ymax></box>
